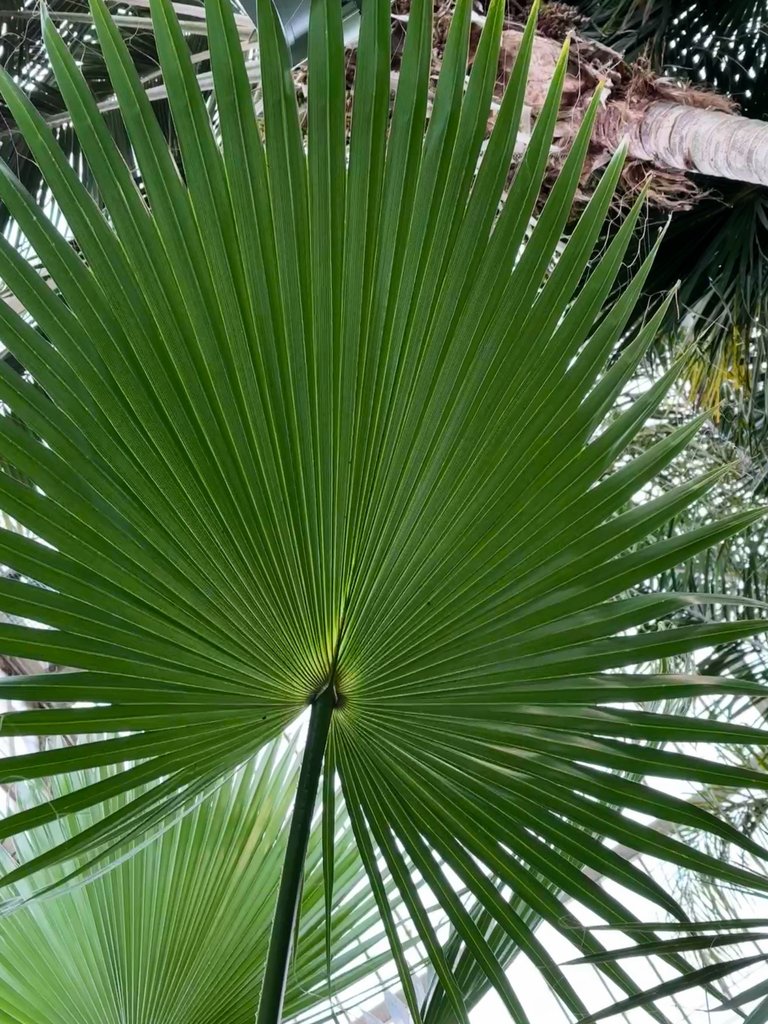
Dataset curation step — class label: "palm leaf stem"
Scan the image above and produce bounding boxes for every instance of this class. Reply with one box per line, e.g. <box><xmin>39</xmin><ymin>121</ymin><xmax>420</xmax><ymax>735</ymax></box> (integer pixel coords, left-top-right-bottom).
<box><xmin>256</xmin><ymin>682</ymin><xmax>336</xmax><ymax>1024</ymax></box>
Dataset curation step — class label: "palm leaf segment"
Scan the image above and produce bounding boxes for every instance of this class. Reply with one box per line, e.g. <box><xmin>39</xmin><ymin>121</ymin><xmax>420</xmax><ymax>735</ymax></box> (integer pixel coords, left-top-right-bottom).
<box><xmin>0</xmin><ymin>742</ymin><xmax>398</xmax><ymax>1024</ymax></box>
<box><xmin>0</xmin><ymin>0</ymin><xmax>766</xmax><ymax>1018</ymax></box>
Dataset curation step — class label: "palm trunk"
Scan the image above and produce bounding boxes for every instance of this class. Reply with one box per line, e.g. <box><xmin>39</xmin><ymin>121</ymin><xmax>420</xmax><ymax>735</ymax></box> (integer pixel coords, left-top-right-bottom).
<box><xmin>622</xmin><ymin>100</ymin><xmax>768</xmax><ymax>187</ymax></box>
<box><xmin>498</xmin><ymin>26</ymin><xmax>768</xmax><ymax>193</ymax></box>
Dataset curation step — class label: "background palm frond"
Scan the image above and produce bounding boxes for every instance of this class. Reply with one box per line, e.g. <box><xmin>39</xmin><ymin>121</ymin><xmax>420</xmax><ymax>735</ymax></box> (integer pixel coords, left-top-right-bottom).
<box><xmin>579</xmin><ymin>0</ymin><xmax>767</xmax><ymax>111</ymax></box>
<box><xmin>0</xmin><ymin>740</ymin><xmax>405</xmax><ymax>1024</ymax></box>
<box><xmin>0</xmin><ymin>0</ymin><xmax>205</xmax><ymax>230</ymax></box>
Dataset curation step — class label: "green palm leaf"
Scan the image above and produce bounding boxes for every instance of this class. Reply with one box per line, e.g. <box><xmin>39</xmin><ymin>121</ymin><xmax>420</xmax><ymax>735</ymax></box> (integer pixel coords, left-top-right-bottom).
<box><xmin>0</xmin><ymin>0</ymin><xmax>766</xmax><ymax>1019</ymax></box>
<box><xmin>0</xmin><ymin>740</ymin><xmax>401</xmax><ymax>1024</ymax></box>
<box><xmin>569</xmin><ymin>920</ymin><xmax>768</xmax><ymax>1024</ymax></box>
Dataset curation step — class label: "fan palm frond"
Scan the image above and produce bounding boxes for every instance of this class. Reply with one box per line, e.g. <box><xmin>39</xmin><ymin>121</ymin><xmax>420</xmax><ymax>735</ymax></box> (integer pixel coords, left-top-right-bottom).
<box><xmin>0</xmin><ymin>0</ymin><xmax>765</xmax><ymax>1020</ymax></box>
<box><xmin>0</xmin><ymin>740</ymin><xmax>404</xmax><ymax>1024</ymax></box>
